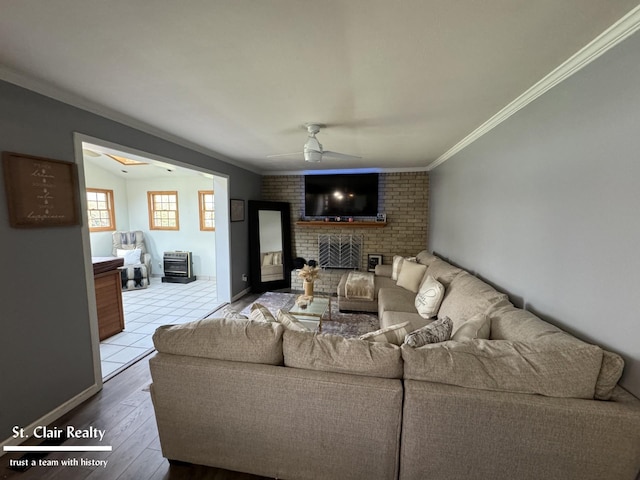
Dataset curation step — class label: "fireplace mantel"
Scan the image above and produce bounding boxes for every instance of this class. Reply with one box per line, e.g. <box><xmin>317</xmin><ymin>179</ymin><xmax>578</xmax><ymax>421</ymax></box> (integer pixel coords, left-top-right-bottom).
<box><xmin>295</xmin><ymin>221</ymin><xmax>386</xmax><ymax>228</ymax></box>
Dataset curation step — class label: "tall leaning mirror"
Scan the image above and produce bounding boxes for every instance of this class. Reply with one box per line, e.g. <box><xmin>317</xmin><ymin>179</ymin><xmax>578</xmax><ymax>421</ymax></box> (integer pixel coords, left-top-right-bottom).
<box><xmin>248</xmin><ymin>201</ymin><xmax>292</xmax><ymax>292</ymax></box>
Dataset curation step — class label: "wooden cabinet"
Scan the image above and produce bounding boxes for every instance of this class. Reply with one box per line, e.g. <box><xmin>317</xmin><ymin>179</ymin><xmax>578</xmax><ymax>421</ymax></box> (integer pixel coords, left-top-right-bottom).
<box><xmin>92</xmin><ymin>257</ymin><xmax>125</xmax><ymax>341</ymax></box>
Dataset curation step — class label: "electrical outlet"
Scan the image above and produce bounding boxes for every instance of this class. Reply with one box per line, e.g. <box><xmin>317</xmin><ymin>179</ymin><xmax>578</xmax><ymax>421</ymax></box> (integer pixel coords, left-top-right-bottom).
<box><xmin>242</xmin><ymin>274</ymin><xmax>248</xmax><ymax>282</ymax></box>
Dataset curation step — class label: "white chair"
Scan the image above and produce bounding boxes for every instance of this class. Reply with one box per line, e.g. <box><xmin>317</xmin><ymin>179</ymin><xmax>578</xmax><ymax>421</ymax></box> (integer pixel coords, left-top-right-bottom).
<box><xmin>112</xmin><ymin>231</ymin><xmax>152</xmax><ymax>290</ymax></box>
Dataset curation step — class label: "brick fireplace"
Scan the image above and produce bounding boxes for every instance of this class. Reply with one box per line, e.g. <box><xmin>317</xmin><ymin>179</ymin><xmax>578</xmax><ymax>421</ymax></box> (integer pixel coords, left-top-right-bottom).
<box><xmin>262</xmin><ymin>172</ymin><xmax>429</xmax><ymax>294</ymax></box>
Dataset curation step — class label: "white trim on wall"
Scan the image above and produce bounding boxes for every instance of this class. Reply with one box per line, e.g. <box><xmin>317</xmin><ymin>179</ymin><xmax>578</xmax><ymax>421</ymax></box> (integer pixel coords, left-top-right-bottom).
<box><xmin>428</xmin><ymin>4</ymin><xmax>640</xmax><ymax>171</ymax></box>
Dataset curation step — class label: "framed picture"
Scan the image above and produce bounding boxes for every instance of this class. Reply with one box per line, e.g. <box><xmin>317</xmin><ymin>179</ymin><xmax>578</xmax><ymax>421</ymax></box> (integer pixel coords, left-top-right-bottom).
<box><xmin>2</xmin><ymin>151</ymin><xmax>81</xmax><ymax>228</ymax></box>
<box><xmin>230</xmin><ymin>199</ymin><xmax>245</xmax><ymax>222</ymax></box>
<box><xmin>368</xmin><ymin>254</ymin><xmax>383</xmax><ymax>272</ymax></box>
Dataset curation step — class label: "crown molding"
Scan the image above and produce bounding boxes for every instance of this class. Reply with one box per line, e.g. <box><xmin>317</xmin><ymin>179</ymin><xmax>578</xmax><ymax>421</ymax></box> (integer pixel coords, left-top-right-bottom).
<box><xmin>265</xmin><ymin>165</ymin><xmax>430</xmax><ymax>176</ymax></box>
<box><xmin>427</xmin><ymin>4</ymin><xmax>640</xmax><ymax>171</ymax></box>
<box><xmin>0</xmin><ymin>66</ymin><xmax>262</xmax><ymax>175</ymax></box>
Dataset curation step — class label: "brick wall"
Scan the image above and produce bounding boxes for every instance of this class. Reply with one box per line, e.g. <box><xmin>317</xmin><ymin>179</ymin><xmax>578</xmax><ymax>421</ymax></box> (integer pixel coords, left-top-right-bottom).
<box><xmin>262</xmin><ymin>172</ymin><xmax>429</xmax><ymax>293</ymax></box>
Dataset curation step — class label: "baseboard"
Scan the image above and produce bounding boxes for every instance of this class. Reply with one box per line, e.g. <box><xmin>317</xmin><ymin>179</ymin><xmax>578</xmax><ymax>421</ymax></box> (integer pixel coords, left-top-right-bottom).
<box><xmin>0</xmin><ymin>382</ymin><xmax>101</xmax><ymax>457</ymax></box>
<box><xmin>231</xmin><ymin>287</ymin><xmax>251</xmax><ymax>302</ymax></box>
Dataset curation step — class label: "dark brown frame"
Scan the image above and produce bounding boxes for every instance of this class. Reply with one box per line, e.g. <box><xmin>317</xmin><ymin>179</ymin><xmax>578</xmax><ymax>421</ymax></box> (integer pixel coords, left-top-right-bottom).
<box><xmin>230</xmin><ymin>198</ymin><xmax>245</xmax><ymax>222</ymax></box>
<box><xmin>2</xmin><ymin>151</ymin><xmax>81</xmax><ymax>228</ymax></box>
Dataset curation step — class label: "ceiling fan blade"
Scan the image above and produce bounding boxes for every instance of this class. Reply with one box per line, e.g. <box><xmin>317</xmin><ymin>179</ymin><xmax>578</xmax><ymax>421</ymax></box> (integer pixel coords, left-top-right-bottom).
<box><xmin>266</xmin><ymin>151</ymin><xmax>303</xmax><ymax>158</ymax></box>
<box><xmin>322</xmin><ymin>150</ymin><xmax>362</xmax><ymax>160</ymax></box>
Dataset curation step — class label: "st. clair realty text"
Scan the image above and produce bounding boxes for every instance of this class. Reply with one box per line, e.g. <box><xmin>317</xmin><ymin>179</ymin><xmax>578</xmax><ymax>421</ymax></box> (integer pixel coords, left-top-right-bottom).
<box><xmin>12</xmin><ymin>426</ymin><xmax>106</xmax><ymax>441</ymax></box>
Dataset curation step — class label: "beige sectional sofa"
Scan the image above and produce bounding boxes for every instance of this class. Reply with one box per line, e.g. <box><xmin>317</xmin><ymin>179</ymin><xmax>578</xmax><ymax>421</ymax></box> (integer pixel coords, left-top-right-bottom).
<box><xmin>150</xmin><ymin>251</ymin><xmax>640</xmax><ymax>480</ymax></box>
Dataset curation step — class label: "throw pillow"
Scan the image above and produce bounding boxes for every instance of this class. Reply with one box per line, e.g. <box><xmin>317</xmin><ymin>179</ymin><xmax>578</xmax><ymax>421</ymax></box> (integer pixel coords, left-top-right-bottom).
<box><xmin>452</xmin><ymin>312</ymin><xmax>491</xmax><ymax>342</ymax></box>
<box><xmin>391</xmin><ymin>255</ymin><xmax>404</xmax><ymax>280</ymax></box>
<box><xmin>117</xmin><ymin>248</ymin><xmax>141</xmax><ymax>265</ymax></box>
<box><xmin>262</xmin><ymin>252</ymin><xmax>274</xmax><ymax>266</ymax></box>
<box><xmin>414</xmin><ymin>275</ymin><xmax>445</xmax><ymax>318</ymax></box>
<box><xmin>249</xmin><ymin>303</ymin><xmax>277</xmax><ymax>323</ymax></box>
<box><xmin>396</xmin><ymin>261</ymin><xmax>427</xmax><ymax>293</ymax></box>
<box><xmin>404</xmin><ymin>316</ymin><xmax>453</xmax><ymax>347</ymax></box>
<box><xmin>359</xmin><ymin>321</ymin><xmax>411</xmax><ymax>346</ymax></box>
<box><xmin>276</xmin><ymin>309</ymin><xmax>310</xmax><ymax>332</ymax></box>
<box><xmin>223</xmin><ymin>308</ymin><xmax>249</xmax><ymax>320</ymax></box>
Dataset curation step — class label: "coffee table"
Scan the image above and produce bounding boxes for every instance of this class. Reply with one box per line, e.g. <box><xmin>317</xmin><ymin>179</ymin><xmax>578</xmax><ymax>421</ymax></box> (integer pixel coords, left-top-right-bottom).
<box><xmin>286</xmin><ymin>295</ymin><xmax>331</xmax><ymax>332</ymax></box>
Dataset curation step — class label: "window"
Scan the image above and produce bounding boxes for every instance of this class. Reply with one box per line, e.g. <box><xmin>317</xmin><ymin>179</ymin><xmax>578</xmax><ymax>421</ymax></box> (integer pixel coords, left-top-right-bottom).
<box><xmin>199</xmin><ymin>190</ymin><xmax>215</xmax><ymax>231</ymax></box>
<box><xmin>148</xmin><ymin>191</ymin><xmax>179</xmax><ymax>230</ymax></box>
<box><xmin>86</xmin><ymin>188</ymin><xmax>115</xmax><ymax>231</ymax></box>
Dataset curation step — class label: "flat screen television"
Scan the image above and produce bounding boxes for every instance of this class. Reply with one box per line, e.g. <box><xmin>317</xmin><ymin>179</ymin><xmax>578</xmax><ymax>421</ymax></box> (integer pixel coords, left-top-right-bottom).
<box><xmin>305</xmin><ymin>173</ymin><xmax>379</xmax><ymax>217</ymax></box>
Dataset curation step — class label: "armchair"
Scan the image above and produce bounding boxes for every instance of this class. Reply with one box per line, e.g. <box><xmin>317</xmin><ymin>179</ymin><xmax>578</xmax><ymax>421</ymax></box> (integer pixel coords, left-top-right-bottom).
<box><xmin>112</xmin><ymin>231</ymin><xmax>152</xmax><ymax>290</ymax></box>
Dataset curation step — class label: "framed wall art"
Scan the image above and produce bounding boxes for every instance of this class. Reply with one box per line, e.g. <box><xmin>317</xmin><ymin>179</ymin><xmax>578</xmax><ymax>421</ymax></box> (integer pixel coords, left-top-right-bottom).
<box><xmin>2</xmin><ymin>151</ymin><xmax>81</xmax><ymax>228</ymax></box>
<box><xmin>368</xmin><ymin>254</ymin><xmax>383</xmax><ymax>272</ymax></box>
<box><xmin>230</xmin><ymin>198</ymin><xmax>245</xmax><ymax>222</ymax></box>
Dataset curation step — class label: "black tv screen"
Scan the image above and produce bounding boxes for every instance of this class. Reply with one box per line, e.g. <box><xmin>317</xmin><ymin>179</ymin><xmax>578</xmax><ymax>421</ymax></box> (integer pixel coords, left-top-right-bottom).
<box><xmin>305</xmin><ymin>173</ymin><xmax>379</xmax><ymax>217</ymax></box>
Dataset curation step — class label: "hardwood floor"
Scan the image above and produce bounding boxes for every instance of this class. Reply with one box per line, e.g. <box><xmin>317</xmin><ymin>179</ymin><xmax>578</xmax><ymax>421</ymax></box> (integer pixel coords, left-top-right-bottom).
<box><xmin>1</xmin><ymin>297</ymin><xmax>271</xmax><ymax>480</ymax></box>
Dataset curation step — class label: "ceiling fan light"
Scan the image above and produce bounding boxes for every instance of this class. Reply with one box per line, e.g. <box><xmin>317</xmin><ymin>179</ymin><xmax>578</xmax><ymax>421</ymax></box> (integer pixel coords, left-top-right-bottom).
<box><xmin>304</xmin><ymin>150</ymin><xmax>322</xmax><ymax>162</ymax></box>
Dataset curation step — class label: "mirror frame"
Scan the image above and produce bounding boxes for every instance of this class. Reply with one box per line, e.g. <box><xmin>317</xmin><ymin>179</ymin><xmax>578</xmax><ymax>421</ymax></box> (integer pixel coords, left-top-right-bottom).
<box><xmin>248</xmin><ymin>200</ymin><xmax>292</xmax><ymax>293</ymax></box>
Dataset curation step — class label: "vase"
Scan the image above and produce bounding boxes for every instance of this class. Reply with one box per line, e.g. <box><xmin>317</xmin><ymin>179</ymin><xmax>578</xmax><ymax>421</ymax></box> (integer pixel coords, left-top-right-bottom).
<box><xmin>304</xmin><ymin>280</ymin><xmax>314</xmax><ymax>297</ymax></box>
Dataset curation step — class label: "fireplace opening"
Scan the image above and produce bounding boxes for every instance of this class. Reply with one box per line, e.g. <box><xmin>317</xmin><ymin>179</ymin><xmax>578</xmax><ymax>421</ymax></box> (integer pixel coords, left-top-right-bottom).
<box><xmin>317</xmin><ymin>234</ymin><xmax>363</xmax><ymax>269</ymax></box>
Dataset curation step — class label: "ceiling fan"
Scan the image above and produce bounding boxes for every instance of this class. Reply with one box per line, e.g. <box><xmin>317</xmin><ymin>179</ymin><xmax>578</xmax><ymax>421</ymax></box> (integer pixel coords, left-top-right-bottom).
<box><xmin>268</xmin><ymin>123</ymin><xmax>361</xmax><ymax>163</ymax></box>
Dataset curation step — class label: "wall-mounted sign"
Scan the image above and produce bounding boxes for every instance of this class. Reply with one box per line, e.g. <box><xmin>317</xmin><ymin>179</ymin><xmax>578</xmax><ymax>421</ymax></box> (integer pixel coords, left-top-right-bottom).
<box><xmin>2</xmin><ymin>152</ymin><xmax>81</xmax><ymax>228</ymax></box>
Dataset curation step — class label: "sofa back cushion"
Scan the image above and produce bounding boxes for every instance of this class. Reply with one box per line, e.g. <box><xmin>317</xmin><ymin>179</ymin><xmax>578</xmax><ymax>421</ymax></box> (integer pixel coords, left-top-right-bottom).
<box><xmin>438</xmin><ymin>272</ymin><xmax>510</xmax><ymax>333</ymax></box>
<box><xmin>491</xmin><ymin>305</ymin><xmax>624</xmax><ymax>400</ymax></box>
<box><xmin>424</xmin><ymin>258</ymin><xmax>463</xmax><ymax>287</ymax></box>
<box><xmin>401</xmin><ymin>339</ymin><xmax>603</xmax><ymax>399</ymax></box>
<box><xmin>283</xmin><ymin>330</ymin><xmax>403</xmax><ymax>379</ymax></box>
<box><xmin>451</xmin><ymin>313</ymin><xmax>491</xmax><ymax>342</ymax></box>
<box><xmin>416</xmin><ymin>250</ymin><xmax>438</xmax><ymax>266</ymax></box>
<box><xmin>152</xmin><ymin>318</ymin><xmax>285</xmax><ymax>365</ymax></box>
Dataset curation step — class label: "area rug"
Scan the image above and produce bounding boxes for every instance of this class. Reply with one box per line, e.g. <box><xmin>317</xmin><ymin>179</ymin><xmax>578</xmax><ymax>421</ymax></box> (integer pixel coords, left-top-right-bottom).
<box><xmin>214</xmin><ymin>292</ymin><xmax>379</xmax><ymax>338</ymax></box>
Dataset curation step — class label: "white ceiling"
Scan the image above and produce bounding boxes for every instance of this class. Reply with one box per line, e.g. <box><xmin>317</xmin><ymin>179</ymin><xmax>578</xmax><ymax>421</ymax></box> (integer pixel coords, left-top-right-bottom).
<box><xmin>1</xmin><ymin>1</ymin><xmax>639</xmax><ymax>173</ymax></box>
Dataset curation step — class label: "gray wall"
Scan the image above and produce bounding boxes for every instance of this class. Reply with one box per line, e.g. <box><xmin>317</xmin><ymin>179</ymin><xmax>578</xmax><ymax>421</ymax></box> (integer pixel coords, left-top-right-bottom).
<box><xmin>429</xmin><ymin>31</ymin><xmax>640</xmax><ymax>397</ymax></box>
<box><xmin>0</xmin><ymin>80</ymin><xmax>261</xmax><ymax>440</ymax></box>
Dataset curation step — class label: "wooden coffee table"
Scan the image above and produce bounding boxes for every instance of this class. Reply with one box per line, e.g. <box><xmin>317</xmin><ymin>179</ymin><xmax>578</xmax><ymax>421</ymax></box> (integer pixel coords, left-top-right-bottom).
<box><xmin>286</xmin><ymin>295</ymin><xmax>331</xmax><ymax>332</ymax></box>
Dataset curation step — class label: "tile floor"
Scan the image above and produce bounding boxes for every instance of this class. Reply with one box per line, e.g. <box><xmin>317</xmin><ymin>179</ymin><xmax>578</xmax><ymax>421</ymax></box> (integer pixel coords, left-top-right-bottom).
<box><xmin>99</xmin><ymin>278</ymin><xmax>220</xmax><ymax>379</ymax></box>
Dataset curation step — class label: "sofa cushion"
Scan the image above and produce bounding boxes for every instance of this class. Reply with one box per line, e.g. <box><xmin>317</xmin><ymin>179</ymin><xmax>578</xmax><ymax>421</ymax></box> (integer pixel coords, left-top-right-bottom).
<box><xmin>414</xmin><ymin>275</ymin><xmax>445</xmax><ymax>319</ymax></box>
<box><xmin>416</xmin><ymin>250</ymin><xmax>438</xmax><ymax>266</ymax></box>
<box><xmin>396</xmin><ymin>261</ymin><xmax>427</xmax><ymax>293</ymax></box>
<box><xmin>222</xmin><ymin>308</ymin><xmax>249</xmax><ymax>320</ymax></box>
<box><xmin>438</xmin><ymin>272</ymin><xmax>510</xmax><ymax>333</ymax></box>
<box><xmin>595</xmin><ymin>351</ymin><xmax>625</xmax><ymax>400</ymax></box>
<box><xmin>249</xmin><ymin>302</ymin><xmax>277</xmax><ymax>323</ymax></box>
<box><xmin>490</xmin><ymin>305</ymin><xmax>564</xmax><ymax>342</ymax></box>
<box><xmin>451</xmin><ymin>313</ymin><xmax>490</xmax><ymax>342</ymax></box>
<box><xmin>489</xmin><ymin>304</ymin><xmax>624</xmax><ymax>400</ymax></box>
<box><xmin>381</xmin><ymin>310</ymin><xmax>431</xmax><ymax>331</ymax></box>
<box><xmin>424</xmin><ymin>258</ymin><xmax>463</xmax><ymax>287</ymax></box>
<box><xmin>360</xmin><ymin>321</ymin><xmax>411</xmax><ymax>346</ymax></box>
<box><xmin>404</xmin><ymin>317</ymin><xmax>452</xmax><ymax>347</ymax></box>
<box><xmin>401</xmin><ymin>339</ymin><xmax>603</xmax><ymax>399</ymax></box>
<box><xmin>374</xmin><ymin>263</ymin><xmax>393</xmax><ymax>278</ymax></box>
<box><xmin>153</xmin><ymin>318</ymin><xmax>284</xmax><ymax>365</ymax></box>
<box><xmin>283</xmin><ymin>330</ymin><xmax>403</xmax><ymax>378</ymax></box>
<box><xmin>276</xmin><ymin>309</ymin><xmax>310</xmax><ymax>332</ymax></box>
<box><xmin>378</xmin><ymin>286</ymin><xmax>417</xmax><ymax>319</ymax></box>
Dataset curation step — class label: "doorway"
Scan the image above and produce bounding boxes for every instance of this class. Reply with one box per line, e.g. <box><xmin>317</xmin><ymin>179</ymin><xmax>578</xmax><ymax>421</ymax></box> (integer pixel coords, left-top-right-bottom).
<box><xmin>74</xmin><ymin>134</ymin><xmax>231</xmax><ymax>381</ymax></box>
